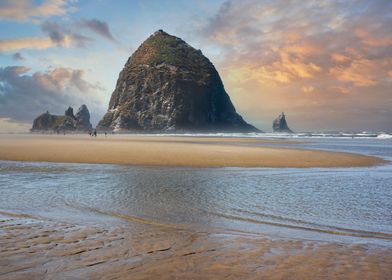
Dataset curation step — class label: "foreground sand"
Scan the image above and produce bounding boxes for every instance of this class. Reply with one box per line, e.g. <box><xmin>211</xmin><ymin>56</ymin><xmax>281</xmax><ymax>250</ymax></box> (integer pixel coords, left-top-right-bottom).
<box><xmin>1</xmin><ymin>212</ymin><xmax>391</xmax><ymax>280</ymax></box>
<box><xmin>0</xmin><ymin>134</ymin><xmax>386</xmax><ymax>168</ymax></box>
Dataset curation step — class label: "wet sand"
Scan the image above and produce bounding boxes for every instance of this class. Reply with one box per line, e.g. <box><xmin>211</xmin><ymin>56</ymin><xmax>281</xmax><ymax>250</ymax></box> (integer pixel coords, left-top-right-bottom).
<box><xmin>1</xmin><ymin>136</ymin><xmax>390</xmax><ymax>279</ymax></box>
<box><xmin>1</xmin><ymin>212</ymin><xmax>391</xmax><ymax>280</ymax></box>
<box><xmin>0</xmin><ymin>134</ymin><xmax>385</xmax><ymax>167</ymax></box>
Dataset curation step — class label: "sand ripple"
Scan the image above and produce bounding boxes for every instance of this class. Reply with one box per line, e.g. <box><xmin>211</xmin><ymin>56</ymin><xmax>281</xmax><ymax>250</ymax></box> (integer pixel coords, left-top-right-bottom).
<box><xmin>1</xmin><ymin>212</ymin><xmax>391</xmax><ymax>280</ymax></box>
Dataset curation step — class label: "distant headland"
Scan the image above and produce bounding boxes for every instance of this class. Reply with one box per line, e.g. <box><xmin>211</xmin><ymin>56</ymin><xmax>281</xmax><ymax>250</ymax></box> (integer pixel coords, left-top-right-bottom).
<box><xmin>31</xmin><ymin>105</ymin><xmax>92</xmax><ymax>133</ymax></box>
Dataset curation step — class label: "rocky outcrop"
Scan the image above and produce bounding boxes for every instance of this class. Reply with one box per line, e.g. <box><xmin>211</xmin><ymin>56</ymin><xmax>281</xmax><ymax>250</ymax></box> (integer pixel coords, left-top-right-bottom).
<box><xmin>31</xmin><ymin>105</ymin><xmax>92</xmax><ymax>132</ymax></box>
<box><xmin>273</xmin><ymin>112</ymin><xmax>293</xmax><ymax>133</ymax></box>
<box><xmin>75</xmin><ymin>105</ymin><xmax>92</xmax><ymax>131</ymax></box>
<box><xmin>97</xmin><ymin>30</ymin><xmax>259</xmax><ymax>132</ymax></box>
<box><xmin>65</xmin><ymin>106</ymin><xmax>74</xmax><ymax>118</ymax></box>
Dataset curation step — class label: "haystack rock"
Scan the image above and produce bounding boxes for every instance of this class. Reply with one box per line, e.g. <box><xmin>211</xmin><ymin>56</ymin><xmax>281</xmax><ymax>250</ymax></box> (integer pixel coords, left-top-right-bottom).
<box><xmin>97</xmin><ymin>30</ymin><xmax>259</xmax><ymax>132</ymax></box>
<box><xmin>273</xmin><ymin>112</ymin><xmax>293</xmax><ymax>133</ymax></box>
<box><xmin>31</xmin><ymin>105</ymin><xmax>92</xmax><ymax>132</ymax></box>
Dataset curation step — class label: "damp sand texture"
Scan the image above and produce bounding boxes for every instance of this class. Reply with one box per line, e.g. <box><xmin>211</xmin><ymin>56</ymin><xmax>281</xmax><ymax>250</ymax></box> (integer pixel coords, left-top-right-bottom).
<box><xmin>0</xmin><ymin>134</ymin><xmax>385</xmax><ymax>168</ymax></box>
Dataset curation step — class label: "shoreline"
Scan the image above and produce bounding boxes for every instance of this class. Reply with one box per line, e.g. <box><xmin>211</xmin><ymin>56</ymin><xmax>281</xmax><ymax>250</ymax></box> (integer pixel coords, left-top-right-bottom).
<box><xmin>0</xmin><ymin>134</ymin><xmax>386</xmax><ymax>168</ymax></box>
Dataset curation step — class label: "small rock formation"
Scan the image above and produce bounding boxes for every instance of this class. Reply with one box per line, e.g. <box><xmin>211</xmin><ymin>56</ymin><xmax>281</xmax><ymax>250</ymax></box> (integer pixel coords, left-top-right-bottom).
<box><xmin>65</xmin><ymin>106</ymin><xmax>74</xmax><ymax>118</ymax></box>
<box><xmin>75</xmin><ymin>105</ymin><xmax>92</xmax><ymax>131</ymax></box>
<box><xmin>273</xmin><ymin>112</ymin><xmax>293</xmax><ymax>133</ymax></box>
<box><xmin>97</xmin><ymin>29</ymin><xmax>260</xmax><ymax>132</ymax></box>
<box><xmin>31</xmin><ymin>105</ymin><xmax>92</xmax><ymax>132</ymax></box>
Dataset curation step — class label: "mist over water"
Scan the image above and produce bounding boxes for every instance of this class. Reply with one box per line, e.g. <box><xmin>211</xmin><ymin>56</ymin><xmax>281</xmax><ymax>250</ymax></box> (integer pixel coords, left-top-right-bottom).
<box><xmin>0</xmin><ymin>137</ymin><xmax>391</xmax><ymax>245</ymax></box>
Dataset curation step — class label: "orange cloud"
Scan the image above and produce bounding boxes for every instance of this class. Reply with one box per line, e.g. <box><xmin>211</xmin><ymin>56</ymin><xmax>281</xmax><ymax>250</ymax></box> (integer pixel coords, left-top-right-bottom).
<box><xmin>34</xmin><ymin>68</ymin><xmax>88</xmax><ymax>93</ymax></box>
<box><xmin>329</xmin><ymin>58</ymin><xmax>388</xmax><ymax>87</ymax></box>
<box><xmin>331</xmin><ymin>53</ymin><xmax>350</xmax><ymax>63</ymax></box>
<box><xmin>302</xmin><ymin>85</ymin><xmax>314</xmax><ymax>93</ymax></box>
<box><xmin>260</xmin><ymin>50</ymin><xmax>322</xmax><ymax>83</ymax></box>
<box><xmin>280</xmin><ymin>55</ymin><xmax>321</xmax><ymax>79</ymax></box>
<box><xmin>223</xmin><ymin>43</ymin><xmax>323</xmax><ymax>85</ymax></box>
<box><xmin>201</xmin><ymin>0</ymin><xmax>392</xmax><ymax>131</ymax></box>
<box><xmin>280</xmin><ymin>42</ymin><xmax>323</xmax><ymax>56</ymax></box>
<box><xmin>332</xmin><ymin>86</ymin><xmax>351</xmax><ymax>94</ymax></box>
<box><xmin>355</xmin><ymin>28</ymin><xmax>392</xmax><ymax>47</ymax></box>
<box><xmin>0</xmin><ymin>0</ymin><xmax>73</xmax><ymax>22</ymax></box>
<box><xmin>0</xmin><ymin>36</ymin><xmax>72</xmax><ymax>52</ymax></box>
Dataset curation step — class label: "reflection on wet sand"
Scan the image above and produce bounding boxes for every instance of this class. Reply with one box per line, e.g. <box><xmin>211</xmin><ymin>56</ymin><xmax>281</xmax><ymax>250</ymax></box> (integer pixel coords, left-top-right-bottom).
<box><xmin>1</xmin><ymin>213</ymin><xmax>391</xmax><ymax>280</ymax></box>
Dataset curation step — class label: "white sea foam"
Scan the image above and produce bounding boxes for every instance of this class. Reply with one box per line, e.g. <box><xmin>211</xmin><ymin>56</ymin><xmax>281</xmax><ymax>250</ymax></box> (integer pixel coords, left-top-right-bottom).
<box><xmin>117</xmin><ymin>131</ymin><xmax>392</xmax><ymax>139</ymax></box>
<box><xmin>377</xmin><ymin>133</ymin><xmax>392</xmax><ymax>139</ymax></box>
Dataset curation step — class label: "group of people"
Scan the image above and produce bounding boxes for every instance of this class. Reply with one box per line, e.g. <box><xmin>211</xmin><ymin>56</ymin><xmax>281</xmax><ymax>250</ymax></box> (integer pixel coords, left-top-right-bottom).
<box><xmin>88</xmin><ymin>129</ymin><xmax>97</xmax><ymax>137</ymax></box>
<box><xmin>88</xmin><ymin>129</ymin><xmax>109</xmax><ymax>137</ymax></box>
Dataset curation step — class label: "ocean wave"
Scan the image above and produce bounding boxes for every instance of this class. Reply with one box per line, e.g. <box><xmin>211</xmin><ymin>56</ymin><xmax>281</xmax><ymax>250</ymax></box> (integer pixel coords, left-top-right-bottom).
<box><xmin>125</xmin><ymin>132</ymin><xmax>392</xmax><ymax>139</ymax></box>
<box><xmin>377</xmin><ymin>133</ymin><xmax>392</xmax><ymax>139</ymax></box>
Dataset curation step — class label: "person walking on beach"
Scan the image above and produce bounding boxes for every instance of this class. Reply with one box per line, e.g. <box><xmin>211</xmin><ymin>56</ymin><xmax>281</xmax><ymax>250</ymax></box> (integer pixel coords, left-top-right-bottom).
<box><xmin>93</xmin><ymin>129</ymin><xmax>97</xmax><ymax>137</ymax></box>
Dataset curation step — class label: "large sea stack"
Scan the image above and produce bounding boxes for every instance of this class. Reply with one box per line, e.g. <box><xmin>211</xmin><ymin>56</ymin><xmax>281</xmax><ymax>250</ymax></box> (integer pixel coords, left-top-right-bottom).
<box><xmin>97</xmin><ymin>30</ymin><xmax>259</xmax><ymax>132</ymax></box>
<box><xmin>31</xmin><ymin>105</ymin><xmax>92</xmax><ymax>132</ymax></box>
<box><xmin>273</xmin><ymin>112</ymin><xmax>293</xmax><ymax>133</ymax></box>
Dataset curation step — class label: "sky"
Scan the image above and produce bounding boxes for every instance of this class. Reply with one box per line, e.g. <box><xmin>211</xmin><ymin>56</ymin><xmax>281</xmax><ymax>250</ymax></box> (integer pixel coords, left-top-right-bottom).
<box><xmin>0</xmin><ymin>0</ymin><xmax>391</xmax><ymax>132</ymax></box>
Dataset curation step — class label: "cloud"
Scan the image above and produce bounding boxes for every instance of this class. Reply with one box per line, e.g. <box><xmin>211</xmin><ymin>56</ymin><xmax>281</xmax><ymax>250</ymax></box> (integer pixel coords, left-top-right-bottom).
<box><xmin>0</xmin><ymin>66</ymin><xmax>105</xmax><ymax>125</ymax></box>
<box><xmin>329</xmin><ymin>58</ymin><xmax>381</xmax><ymax>87</ymax></box>
<box><xmin>331</xmin><ymin>53</ymin><xmax>350</xmax><ymax>63</ymax></box>
<box><xmin>0</xmin><ymin>0</ymin><xmax>75</xmax><ymax>22</ymax></box>
<box><xmin>78</xmin><ymin>19</ymin><xmax>117</xmax><ymax>42</ymax></box>
<box><xmin>12</xmin><ymin>52</ymin><xmax>24</xmax><ymax>60</ymax></box>
<box><xmin>41</xmin><ymin>20</ymin><xmax>93</xmax><ymax>47</ymax></box>
<box><xmin>355</xmin><ymin>28</ymin><xmax>392</xmax><ymax>48</ymax></box>
<box><xmin>201</xmin><ymin>0</ymin><xmax>392</xmax><ymax>86</ymax></box>
<box><xmin>199</xmin><ymin>0</ymin><xmax>392</xmax><ymax>131</ymax></box>
<box><xmin>0</xmin><ymin>37</ymin><xmax>58</xmax><ymax>52</ymax></box>
<box><xmin>0</xmin><ymin>19</ymin><xmax>104</xmax><ymax>52</ymax></box>
<box><xmin>0</xmin><ymin>19</ymin><xmax>114</xmax><ymax>53</ymax></box>
<box><xmin>302</xmin><ymin>86</ymin><xmax>314</xmax><ymax>93</ymax></box>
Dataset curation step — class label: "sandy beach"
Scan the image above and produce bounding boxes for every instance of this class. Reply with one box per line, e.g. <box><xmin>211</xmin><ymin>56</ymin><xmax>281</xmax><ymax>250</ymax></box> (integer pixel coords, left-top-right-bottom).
<box><xmin>1</xmin><ymin>135</ymin><xmax>391</xmax><ymax>279</ymax></box>
<box><xmin>0</xmin><ymin>134</ymin><xmax>386</xmax><ymax>168</ymax></box>
<box><xmin>1</xmin><ymin>212</ymin><xmax>391</xmax><ymax>280</ymax></box>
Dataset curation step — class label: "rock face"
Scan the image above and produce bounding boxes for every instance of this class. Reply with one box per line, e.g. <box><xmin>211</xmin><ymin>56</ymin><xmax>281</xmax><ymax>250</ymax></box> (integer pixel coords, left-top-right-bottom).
<box><xmin>97</xmin><ymin>30</ymin><xmax>259</xmax><ymax>132</ymax></box>
<box><xmin>31</xmin><ymin>105</ymin><xmax>92</xmax><ymax>132</ymax></box>
<box><xmin>273</xmin><ymin>112</ymin><xmax>293</xmax><ymax>133</ymax></box>
<box><xmin>65</xmin><ymin>106</ymin><xmax>74</xmax><ymax>118</ymax></box>
<box><xmin>75</xmin><ymin>105</ymin><xmax>92</xmax><ymax>130</ymax></box>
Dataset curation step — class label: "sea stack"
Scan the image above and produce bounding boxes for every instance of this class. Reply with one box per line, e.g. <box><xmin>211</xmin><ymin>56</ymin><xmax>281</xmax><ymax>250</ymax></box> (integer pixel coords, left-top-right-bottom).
<box><xmin>97</xmin><ymin>30</ymin><xmax>259</xmax><ymax>132</ymax></box>
<box><xmin>273</xmin><ymin>112</ymin><xmax>293</xmax><ymax>133</ymax></box>
<box><xmin>75</xmin><ymin>105</ymin><xmax>92</xmax><ymax>131</ymax></box>
<box><xmin>31</xmin><ymin>105</ymin><xmax>92</xmax><ymax>132</ymax></box>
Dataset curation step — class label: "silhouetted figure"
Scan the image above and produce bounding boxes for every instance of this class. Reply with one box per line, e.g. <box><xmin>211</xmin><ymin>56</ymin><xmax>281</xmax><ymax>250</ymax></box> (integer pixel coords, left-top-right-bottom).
<box><xmin>105</xmin><ymin>132</ymin><xmax>107</xmax><ymax>137</ymax></box>
<box><xmin>93</xmin><ymin>129</ymin><xmax>97</xmax><ymax>137</ymax></box>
